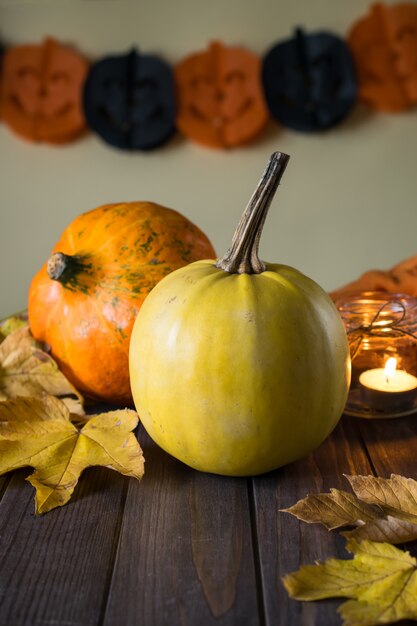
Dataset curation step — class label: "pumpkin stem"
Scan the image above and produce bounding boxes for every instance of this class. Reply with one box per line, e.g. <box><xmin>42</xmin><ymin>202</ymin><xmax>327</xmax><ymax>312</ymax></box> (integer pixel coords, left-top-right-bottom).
<box><xmin>215</xmin><ymin>151</ymin><xmax>290</xmax><ymax>274</ymax></box>
<box><xmin>47</xmin><ymin>252</ymin><xmax>85</xmax><ymax>282</ymax></box>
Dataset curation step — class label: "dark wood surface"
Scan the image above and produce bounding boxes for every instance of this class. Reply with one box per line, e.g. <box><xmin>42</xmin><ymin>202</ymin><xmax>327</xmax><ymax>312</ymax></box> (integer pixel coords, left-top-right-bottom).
<box><xmin>1</xmin><ymin>413</ymin><xmax>417</xmax><ymax>626</ymax></box>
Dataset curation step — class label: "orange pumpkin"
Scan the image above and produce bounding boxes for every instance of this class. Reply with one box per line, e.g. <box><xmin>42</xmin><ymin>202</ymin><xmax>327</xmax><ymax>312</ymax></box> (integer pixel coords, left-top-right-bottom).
<box><xmin>28</xmin><ymin>202</ymin><xmax>216</xmax><ymax>405</ymax></box>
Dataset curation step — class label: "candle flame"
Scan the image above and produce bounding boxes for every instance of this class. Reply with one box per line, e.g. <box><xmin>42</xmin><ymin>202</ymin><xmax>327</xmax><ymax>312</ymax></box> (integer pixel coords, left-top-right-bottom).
<box><xmin>385</xmin><ymin>357</ymin><xmax>397</xmax><ymax>384</ymax></box>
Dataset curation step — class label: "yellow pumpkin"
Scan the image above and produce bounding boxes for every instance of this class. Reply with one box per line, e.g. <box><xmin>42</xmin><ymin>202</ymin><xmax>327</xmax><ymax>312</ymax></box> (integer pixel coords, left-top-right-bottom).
<box><xmin>129</xmin><ymin>153</ymin><xmax>350</xmax><ymax>476</ymax></box>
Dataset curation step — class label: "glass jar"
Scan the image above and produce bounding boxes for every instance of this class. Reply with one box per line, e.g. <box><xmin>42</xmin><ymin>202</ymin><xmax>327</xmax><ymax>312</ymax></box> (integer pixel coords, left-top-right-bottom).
<box><xmin>335</xmin><ymin>291</ymin><xmax>417</xmax><ymax>418</ymax></box>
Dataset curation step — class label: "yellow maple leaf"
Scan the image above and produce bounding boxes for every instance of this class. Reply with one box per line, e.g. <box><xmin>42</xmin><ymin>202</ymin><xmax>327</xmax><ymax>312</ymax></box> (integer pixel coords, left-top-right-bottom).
<box><xmin>0</xmin><ymin>327</ymin><xmax>84</xmax><ymax>411</ymax></box>
<box><xmin>283</xmin><ymin>539</ymin><xmax>417</xmax><ymax>626</ymax></box>
<box><xmin>0</xmin><ymin>395</ymin><xmax>144</xmax><ymax>514</ymax></box>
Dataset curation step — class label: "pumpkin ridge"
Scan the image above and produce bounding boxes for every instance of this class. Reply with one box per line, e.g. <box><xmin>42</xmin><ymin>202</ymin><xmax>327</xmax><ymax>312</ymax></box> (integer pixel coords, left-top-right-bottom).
<box><xmin>79</xmin><ymin>206</ymin><xmax>207</xmax><ymax>261</ymax></box>
<box><xmin>67</xmin><ymin>213</ymin><xmax>143</xmax><ymax>259</ymax></box>
<box><xmin>28</xmin><ymin>277</ymin><xmax>61</xmax><ymax>344</ymax></box>
<box><xmin>72</xmin><ymin>202</ymin><xmax>162</xmax><ymax>255</ymax></box>
<box><xmin>89</xmin><ymin>296</ymin><xmax>130</xmax><ymax>353</ymax></box>
<box><xmin>76</xmin><ymin>214</ymin><xmax>162</xmax><ymax>260</ymax></box>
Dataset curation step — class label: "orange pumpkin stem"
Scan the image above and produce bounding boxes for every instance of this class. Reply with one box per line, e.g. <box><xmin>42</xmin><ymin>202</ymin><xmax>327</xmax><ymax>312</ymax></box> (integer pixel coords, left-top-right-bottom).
<box><xmin>216</xmin><ymin>151</ymin><xmax>290</xmax><ymax>274</ymax></box>
<box><xmin>47</xmin><ymin>252</ymin><xmax>84</xmax><ymax>283</ymax></box>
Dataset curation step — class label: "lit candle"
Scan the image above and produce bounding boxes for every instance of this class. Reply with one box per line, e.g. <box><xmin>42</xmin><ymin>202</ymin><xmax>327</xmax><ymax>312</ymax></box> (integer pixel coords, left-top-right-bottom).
<box><xmin>359</xmin><ymin>357</ymin><xmax>417</xmax><ymax>414</ymax></box>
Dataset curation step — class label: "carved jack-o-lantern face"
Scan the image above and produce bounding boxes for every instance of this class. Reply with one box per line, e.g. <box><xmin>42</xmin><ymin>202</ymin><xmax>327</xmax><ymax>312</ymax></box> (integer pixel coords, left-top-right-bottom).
<box><xmin>83</xmin><ymin>49</ymin><xmax>176</xmax><ymax>150</ymax></box>
<box><xmin>349</xmin><ymin>3</ymin><xmax>417</xmax><ymax>111</ymax></box>
<box><xmin>1</xmin><ymin>38</ymin><xmax>88</xmax><ymax>143</ymax></box>
<box><xmin>175</xmin><ymin>41</ymin><xmax>268</xmax><ymax>149</ymax></box>
<box><xmin>262</xmin><ymin>29</ymin><xmax>357</xmax><ymax>132</ymax></box>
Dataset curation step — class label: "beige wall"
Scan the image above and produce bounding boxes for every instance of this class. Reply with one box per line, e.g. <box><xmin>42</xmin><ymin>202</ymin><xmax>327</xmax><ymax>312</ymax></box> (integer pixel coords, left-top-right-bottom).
<box><xmin>1</xmin><ymin>0</ymin><xmax>416</xmax><ymax>318</ymax></box>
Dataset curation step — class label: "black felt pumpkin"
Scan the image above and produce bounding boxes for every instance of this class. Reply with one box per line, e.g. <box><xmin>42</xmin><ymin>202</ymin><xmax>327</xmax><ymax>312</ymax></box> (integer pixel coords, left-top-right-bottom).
<box><xmin>83</xmin><ymin>48</ymin><xmax>176</xmax><ymax>150</ymax></box>
<box><xmin>262</xmin><ymin>28</ymin><xmax>357</xmax><ymax>132</ymax></box>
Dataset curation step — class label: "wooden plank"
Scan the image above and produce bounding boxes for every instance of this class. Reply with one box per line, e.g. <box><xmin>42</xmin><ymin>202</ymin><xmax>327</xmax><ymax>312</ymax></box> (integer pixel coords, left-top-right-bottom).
<box><xmin>357</xmin><ymin>414</ymin><xmax>417</xmax><ymax>478</ymax></box>
<box><xmin>252</xmin><ymin>416</ymin><xmax>374</xmax><ymax>626</ymax></box>
<box><xmin>0</xmin><ymin>466</ymin><xmax>127</xmax><ymax>626</ymax></box>
<box><xmin>354</xmin><ymin>415</ymin><xmax>417</xmax><ymax>626</ymax></box>
<box><xmin>103</xmin><ymin>427</ymin><xmax>261</xmax><ymax>626</ymax></box>
<box><xmin>0</xmin><ymin>476</ymin><xmax>10</xmax><ymax>504</ymax></box>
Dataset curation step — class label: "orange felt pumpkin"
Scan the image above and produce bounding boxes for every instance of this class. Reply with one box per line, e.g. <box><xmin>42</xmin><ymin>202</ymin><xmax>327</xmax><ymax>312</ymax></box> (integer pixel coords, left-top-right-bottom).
<box><xmin>1</xmin><ymin>37</ymin><xmax>88</xmax><ymax>143</ymax></box>
<box><xmin>348</xmin><ymin>3</ymin><xmax>417</xmax><ymax>112</ymax></box>
<box><xmin>330</xmin><ymin>252</ymin><xmax>417</xmax><ymax>301</ymax></box>
<box><xmin>175</xmin><ymin>41</ymin><xmax>268</xmax><ymax>149</ymax></box>
<box><xmin>28</xmin><ymin>202</ymin><xmax>216</xmax><ymax>405</ymax></box>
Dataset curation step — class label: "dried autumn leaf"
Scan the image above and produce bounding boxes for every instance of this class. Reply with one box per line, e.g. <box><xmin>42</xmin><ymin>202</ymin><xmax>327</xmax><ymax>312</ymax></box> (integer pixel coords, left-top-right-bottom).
<box><xmin>0</xmin><ymin>327</ymin><xmax>83</xmax><ymax>408</ymax></box>
<box><xmin>61</xmin><ymin>396</ymin><xmax>87</xmax><ymax>418</ymax></box>
<box><xmin>283</xmin><ymin>539</ymin><xmax>417</xmax><ymax>626</ymax></box>
<box><xmin>347</xmin><ymin>474</ymin><xmax>417</xmax><ymax>517</ymax></box>
<box><xmin>343</xmin><ymin>515</ymin><xmax>417</xmax><ymax>544</ymax></box>
<box><xmin>282</xmin><ymin>476</ymin><xmax>417</xmax><ymax>544</ymax></box>
<box><xmin>0</xmin><ymin>395</ymin><xmax>144</xmax><ymax>514</ymax></box>
<box><xmin>0</xmin><ymin>311</ymin><xmax>28</xmax><ymax>342</ymax></box>
<box><xmin>282</xmin><ymin>488</ymin><xmax>382</xmax><ymax>530</ymax></box>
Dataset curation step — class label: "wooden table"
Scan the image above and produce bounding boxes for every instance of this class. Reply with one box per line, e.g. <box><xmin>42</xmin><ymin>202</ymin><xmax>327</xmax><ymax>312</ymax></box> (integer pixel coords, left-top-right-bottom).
<box><xmin>0</xmin><ymin>413</ymin><xmax>416</xmax><ymax>626</ymax></box>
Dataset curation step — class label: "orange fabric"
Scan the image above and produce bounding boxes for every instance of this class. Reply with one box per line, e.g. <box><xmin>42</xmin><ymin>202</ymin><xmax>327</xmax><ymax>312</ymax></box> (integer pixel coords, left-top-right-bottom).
<box><xmin>1</xmin><ymin>37</ymin><xmax>89</xmax><ymax>143</ymax></box>
<box><xmin>175</xmin><ymin>41</ymin><xmax>268</xmax><ymax>149</ymax></box>
<box><xmin>348</xmin><ymin>2</ymin><xmax>417</xmax><ymax>112</ymax></box>
<box><xmin>330</xmin><ymin>253</ymin><xmax>417</xmax><ymax>301</ymax></box>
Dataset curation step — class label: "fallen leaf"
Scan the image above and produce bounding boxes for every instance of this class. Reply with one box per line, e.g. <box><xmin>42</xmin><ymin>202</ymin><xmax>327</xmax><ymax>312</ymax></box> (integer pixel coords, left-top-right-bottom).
<box><xmin>343</xmin><ymin>515</ymin><xmax>417</xmax><ymax>544</ymax></box>
<box><xmin>61</xmin><ymin>396</ymin><xmax>87</xmax><ymax>419</ymax></box>
<box><xmin>282</xmin><ymin>476</ymin><xmax>417</xmax><ymax>544</ymax></box>
<box><xmin>0</xmin><ymin>327</ymin><xmax>83</xmax><ymax>408</ymax></box>
<box><xmin>282</xmin><ymin>488</ymin><xmax>382</xmax><ymax>530</ymax></box>
<box><xmin>0</xmin><ymin>395</ymin><xmax>144</xmax><ymax>513</ymax></box>
<box><xmin>0</xmin><ymin>311</ymin><xmax>28</xmax><ymax>342</ymax></box>
<box><xmin>346</xmin><ymin>474</ymin><xmax>417</xmax><ymax>518</ymax></box>
<box><xmin>283</xmin><ymin>539</ymin><xmax>417</xmax><ymax>626</ymax></box>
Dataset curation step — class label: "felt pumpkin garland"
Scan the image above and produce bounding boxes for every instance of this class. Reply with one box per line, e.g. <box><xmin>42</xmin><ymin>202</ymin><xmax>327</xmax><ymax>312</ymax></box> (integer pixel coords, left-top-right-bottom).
<box><xmin>1</xmin><ymin>2</ymin><xmax>417</xmax><ymax>150</ymax></box>
<box><xmin>1</xmin><ymin>37</ymin><xmax>89</xmax><ymax>143</ymax></box>
<box><xmin>175</xmin><ymin>41</ymin><xmax>268</xmax><ymax>148</ymax></box>
<box><xmin>262</xmin><ymin>28</ymin><xmax>357</xmax><ymax>132</ymax></box>
<box><xmin>83</xmin><ymin>48</ymin><xmax>176</xmax><ymax>150</ymax></box>
<box><xmin>348</xmin><ymin>2</ymin><xmax>417</xmax><ymax>112</ymax></box>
